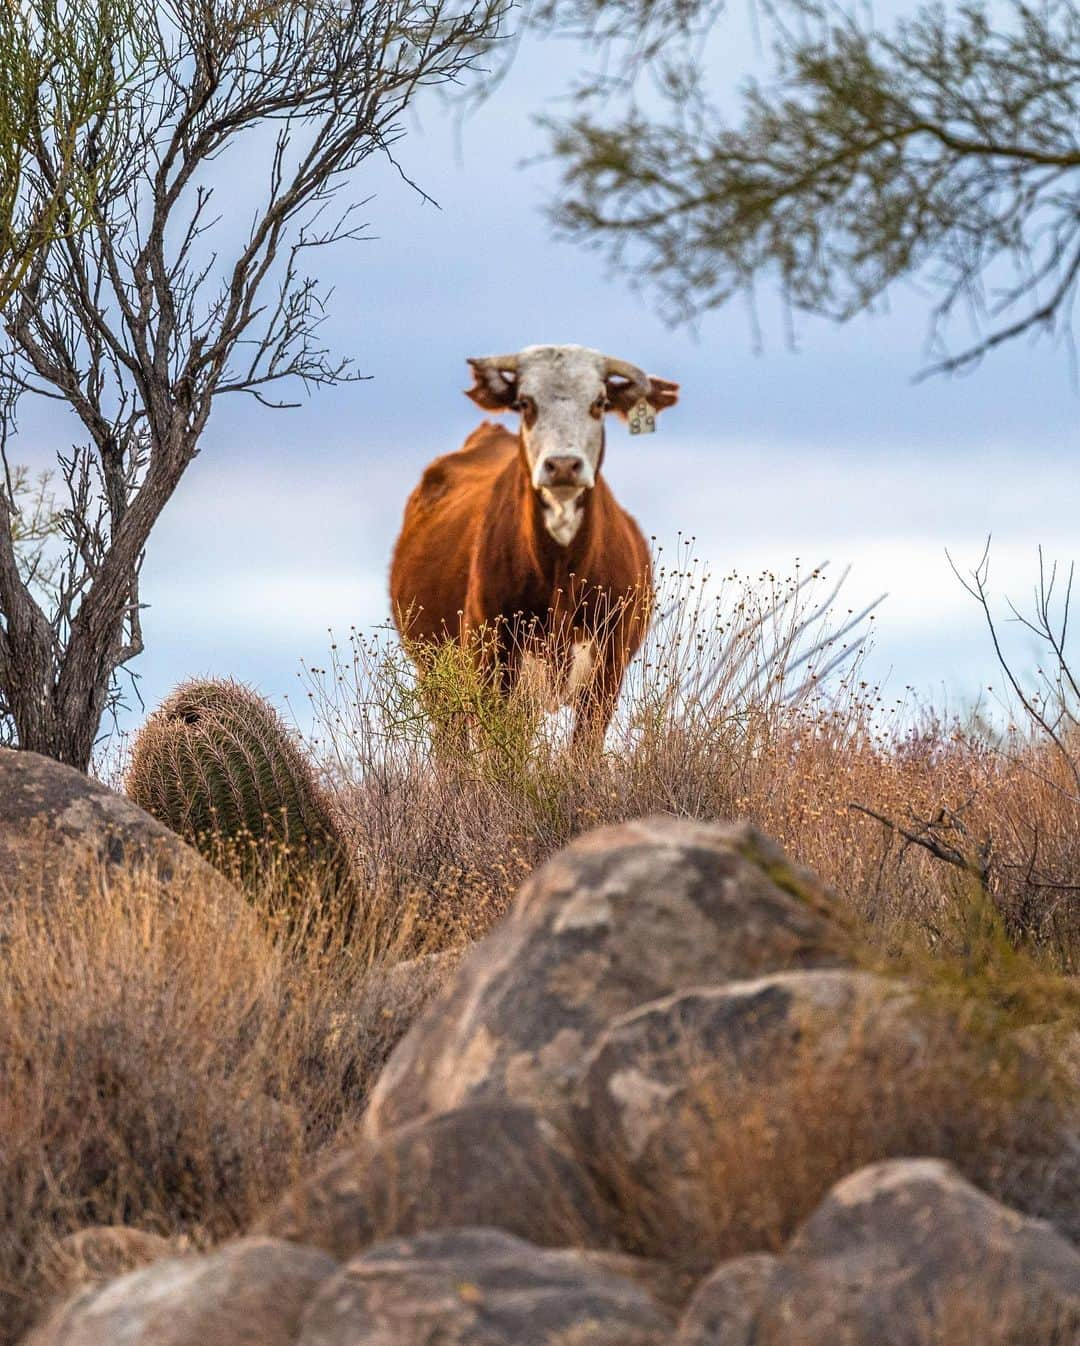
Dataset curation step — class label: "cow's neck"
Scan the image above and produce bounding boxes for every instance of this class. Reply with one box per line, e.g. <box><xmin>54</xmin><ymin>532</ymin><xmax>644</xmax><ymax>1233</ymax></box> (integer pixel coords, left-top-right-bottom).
<box><xmin>518</xmin><ymin>459</ymin><xmax>596</xmax><ymax>578</ymax></box>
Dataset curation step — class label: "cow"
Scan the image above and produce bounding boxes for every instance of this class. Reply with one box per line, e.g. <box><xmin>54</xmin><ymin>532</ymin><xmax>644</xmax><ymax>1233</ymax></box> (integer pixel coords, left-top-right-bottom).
<box><xmin>389</xmin><ymin>344</ymin><xmax>679</xmax><ymax>748</ymax></box>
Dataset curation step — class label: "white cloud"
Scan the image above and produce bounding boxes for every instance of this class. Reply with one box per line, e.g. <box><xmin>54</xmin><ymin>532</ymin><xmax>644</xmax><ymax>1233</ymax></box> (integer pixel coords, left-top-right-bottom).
<box><xmin>127</xmin><ymin>434</ymin><xmax>1077</xmax><ymax>725</ymax></box>
<box><xmin>4</xmin><ymin>15</ymin><xmax>1071</xmax><ymax>730</ymax></box>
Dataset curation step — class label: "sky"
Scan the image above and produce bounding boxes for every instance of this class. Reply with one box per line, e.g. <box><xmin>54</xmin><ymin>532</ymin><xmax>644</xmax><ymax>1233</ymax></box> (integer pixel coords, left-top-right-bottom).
<box><xmin>11</xmin><ymin>7</ymin><xmax>1079</xmax><ymax>739</ymax></box>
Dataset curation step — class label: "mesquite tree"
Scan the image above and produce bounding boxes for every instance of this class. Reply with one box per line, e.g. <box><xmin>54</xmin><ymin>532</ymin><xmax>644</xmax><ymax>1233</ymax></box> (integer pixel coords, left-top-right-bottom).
<box><xmin>539</xmin><ymin>0</ymin><xmax>1080</xmax><ymax>376</ymax></box>
<box><xmin>0</xmin><ymin>0</ymin><xmax>506</xmax><ymax>768</ymax></box>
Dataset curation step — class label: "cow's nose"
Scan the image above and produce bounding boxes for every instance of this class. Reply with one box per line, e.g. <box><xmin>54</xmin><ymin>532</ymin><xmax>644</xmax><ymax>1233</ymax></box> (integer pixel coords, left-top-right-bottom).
<box><xmin>542</xmin><ymin>455</ymin><xmax>585</xmax><ymax>487</ymax></box>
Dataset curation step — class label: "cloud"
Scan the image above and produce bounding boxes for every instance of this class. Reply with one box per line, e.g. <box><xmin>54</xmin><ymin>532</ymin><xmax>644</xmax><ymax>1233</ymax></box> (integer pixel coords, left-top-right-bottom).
<box><xmin>5</xmin><ymin>17</ymin><xmax>1074</xmax><ymax>733</ymax></box>
<box><xmin>123</xmin><ymin>431</ymin><xmax>1076</xmax><ymax>727</ymax></box>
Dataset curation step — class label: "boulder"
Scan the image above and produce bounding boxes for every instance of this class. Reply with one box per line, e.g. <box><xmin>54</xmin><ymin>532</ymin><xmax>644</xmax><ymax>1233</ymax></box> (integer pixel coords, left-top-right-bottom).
<box><xmin>674</xmin><ymin>1254</ymin><xmax>779</xmax><ymax>1345</ymax></box>
<box><xmin>25</xmin><ymin>1237</ymin><xmax>338</xmax><ymax>1346</ymax></box>
<box><xmin>260</xmin><ymin>1101</ymin><xmax>616</xmax><ymax>1260</ymax></box>
<box><xmin>577</xmin><ymin>970</ymin><xmax>921</xmax><ymax>1263</ymax></box>
<box><xmin>363</xmin><ymin>817</ymin><xmax>851</xmax><ymax>1138</ymax></box>
<box><xmin>572</xmin><ymin>1250</ymin><xmax>693</xmax><ymax>1313</ymax></box>
<box><xmin>294</xmin><ymin>1226</ymin><xmax>673</xmax><ymax>1346</ymax></box>
<box><xmin>1012</xmin><ymin>1020</ymin><xmax>1080</xmax><ymax>1094</ymax></box>
<box><xmin>753</xmin><ymin>1159</ymin><xmax>1080</xmax><ymax>1344</ymax></box>
<box><xmin>0</xmin><ymin>749</ymin><xmax>241</xmax><ymax>935</ymax></box>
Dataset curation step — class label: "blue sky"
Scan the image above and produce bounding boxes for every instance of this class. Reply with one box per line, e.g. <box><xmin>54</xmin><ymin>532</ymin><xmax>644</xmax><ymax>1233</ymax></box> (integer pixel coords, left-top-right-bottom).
<box><xmin>12</xmin><ymin>11</ymin><xmax>1079</xmax><ymax>737</ymax></box>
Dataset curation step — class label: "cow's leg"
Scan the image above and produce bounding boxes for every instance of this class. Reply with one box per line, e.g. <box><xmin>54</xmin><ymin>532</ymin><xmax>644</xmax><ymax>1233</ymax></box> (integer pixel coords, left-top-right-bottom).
<box><xmin>469</xmin><ymin>616</ymin><xmax>521</xmax><ymax>699</ymax></box>
<box><xmin>571</xmin><ymin>646</ymin><xmax>625</xmax><ymax>753</ymax></box>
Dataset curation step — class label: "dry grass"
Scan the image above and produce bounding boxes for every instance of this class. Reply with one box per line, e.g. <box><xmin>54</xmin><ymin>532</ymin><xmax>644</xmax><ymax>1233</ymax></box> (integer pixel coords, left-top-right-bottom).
<box><xmin>302</xmin><ymin>556</ymin><xmax>1080</xmax><ymax>969</ymax></box>
<box><xmin>589</xmin><ymin>989</ymin><xmax>1079</xmax><ymax>1273</ymax></box>
<box><xmin>5</xmin><ymin>557</ymin><xmax>1077</xmax><ymax>1342</ymax></box>
<box><xmin>0</xmin><ymin>856</ymin><xmax>449</xmax><ymax>1345</ymax></box>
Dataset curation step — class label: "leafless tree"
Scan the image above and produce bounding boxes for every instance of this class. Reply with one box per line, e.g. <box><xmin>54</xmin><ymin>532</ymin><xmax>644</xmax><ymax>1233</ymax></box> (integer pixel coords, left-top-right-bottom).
<box><xmin>950</xmin><ymin>543</ymin><xmax>1080</xmax><ymax>800</ymax></box>
<box><xmin>0</xmin><ymin>0</ymin><xmax>507</xmax><ymax>768</ymax></box>
<box><xmin>851</xmin><ymin>544</ymin><xmax>1080</xmax><ymax>949</ymax></box>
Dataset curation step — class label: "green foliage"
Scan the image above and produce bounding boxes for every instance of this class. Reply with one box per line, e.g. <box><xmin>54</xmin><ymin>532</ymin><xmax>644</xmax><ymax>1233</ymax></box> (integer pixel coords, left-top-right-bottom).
<box><xmin>0</xmin><ymin>0</ymin><xmax>145</xmax><ymax>308</ymax></box>
<box><xmin>413</xmin><ymin>631</ymin><xmax>548</xmax><ymax>778</ymax></box>
<box><xmin>543</xmin><ymin>0</ymin><xmax>1080</xmax><ymax>374</ymax></box>
<box><xmin>126</xmin><ymin>678</ymin><xmax>351</xmax><ymax>900</ymax></box>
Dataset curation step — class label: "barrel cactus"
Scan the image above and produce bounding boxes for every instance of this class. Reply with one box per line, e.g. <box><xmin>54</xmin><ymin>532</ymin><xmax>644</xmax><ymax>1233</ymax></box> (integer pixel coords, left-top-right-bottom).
<box><xmin>126</xmin><ymin>678</ymin><xmax>351</xmax><ymax>904</ymax></box>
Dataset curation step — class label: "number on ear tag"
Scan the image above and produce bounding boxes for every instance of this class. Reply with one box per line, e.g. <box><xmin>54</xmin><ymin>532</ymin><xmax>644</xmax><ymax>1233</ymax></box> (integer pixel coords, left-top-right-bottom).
<box><xmin>629</xmin><ymin>397</ymin><xmax>656</xmax><ymax>435</ymax></box>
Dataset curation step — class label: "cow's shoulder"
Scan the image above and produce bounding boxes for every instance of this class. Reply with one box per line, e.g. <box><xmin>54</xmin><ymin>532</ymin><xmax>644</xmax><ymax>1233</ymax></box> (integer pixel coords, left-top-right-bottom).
<box><xmin>414</xmin><ymin>422</ymin><xmax>516</xmax><ymax>507</ymax></box>
<box><xmin>454</xmin><ymin>421</ymin><xmax>518</xmax><ymax>468</ymax></box>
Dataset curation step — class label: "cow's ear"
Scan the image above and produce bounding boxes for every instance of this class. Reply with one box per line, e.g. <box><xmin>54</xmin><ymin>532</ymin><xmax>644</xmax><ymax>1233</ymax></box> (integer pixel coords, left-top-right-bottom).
<box><xmin>466</xmin><ymin>358</ymin><xmax>517</xmax><ymax>412</ymax></box>
<box><xmin>606</xmin><ymin>375</ymin><xmax>680</xmax><ymax>420</ymax></box>
<box><xmin>645</xmin><ymin>376</ymin><xmax>680</xmax><ymax>411</ymax></box>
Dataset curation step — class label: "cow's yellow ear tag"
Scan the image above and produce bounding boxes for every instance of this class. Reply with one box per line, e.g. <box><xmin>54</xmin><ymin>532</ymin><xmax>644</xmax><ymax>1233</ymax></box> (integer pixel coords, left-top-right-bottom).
<box><xmin>629</xmin><ymin>397</ymin><xmax>656</xmax><ymax>435</ymax></box>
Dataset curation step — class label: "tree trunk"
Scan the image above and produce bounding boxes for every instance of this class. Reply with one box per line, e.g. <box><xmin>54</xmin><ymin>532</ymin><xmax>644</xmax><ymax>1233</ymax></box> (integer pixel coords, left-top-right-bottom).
<box><xmin>5</xmin><ymin>657</ymin><xmax>103</xmax><ymax>770</ymax></box>
<box><xmin>1</xmin><ymin>564</ymin><xmax>128</xmax><ymax>771</ymax></box>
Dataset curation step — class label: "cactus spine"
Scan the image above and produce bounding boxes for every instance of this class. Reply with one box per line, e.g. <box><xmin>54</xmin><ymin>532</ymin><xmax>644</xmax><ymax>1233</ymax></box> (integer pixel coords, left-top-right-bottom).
<box><xmin>126</xmin><ymin>678</ymin><xmax>349</xmax><ymax>897</ymax></box>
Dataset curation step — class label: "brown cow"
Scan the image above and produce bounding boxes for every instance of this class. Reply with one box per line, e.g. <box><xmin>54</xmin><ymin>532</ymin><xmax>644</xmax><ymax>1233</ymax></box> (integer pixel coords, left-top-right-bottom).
<box><xmin>390</xmin><ymin>344</ymin><xmax>679</xmax><ymax>746</ymax></box>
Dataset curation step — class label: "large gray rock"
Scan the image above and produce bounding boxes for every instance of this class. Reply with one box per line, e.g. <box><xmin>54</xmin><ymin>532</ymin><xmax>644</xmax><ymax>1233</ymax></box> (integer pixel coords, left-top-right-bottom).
<box><xmin>363</xmin><ymin>818</ymin><xmax>852</xmax><ymax>1138</ymax></box>
<box><xmin>260</xmin><ymin>1101</ymin><xmax>617</xmax><ymax>1260</ymax></box>
<box><xmin>753</xmin><ymin>1159</ymin><xmax>1080</xmax><ymax>1344</ymax></box>
<box><xmin>578</xmin><ymin>971</ymin><xmax>921</xmax><ymax>1265</ymax></box>
<box><xmin>25</xmin><ymin>1237</ymin><xmax>338</xmax><ymax>1346</ymax></box>
<box><xmin>0</xmin><ymin>748</ymin><xmax>241</xmax><ymax>934</ymax></box>
<box><xmin>674</xmin><ymin>1254</ymin><xmax>779</xmax><ymax>1345</ymax></box>
<box><xmin>294</xmin><ymin>1227</ymin><xmax>673</xmax><ymax>1346</ymax></box>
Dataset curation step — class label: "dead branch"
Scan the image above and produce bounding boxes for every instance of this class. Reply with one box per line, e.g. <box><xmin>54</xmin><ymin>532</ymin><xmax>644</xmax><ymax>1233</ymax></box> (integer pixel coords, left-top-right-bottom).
<box><xmin>848</xmin><ymin>799</ymin><xmax>992</xmax><ymax>891</ymax></box>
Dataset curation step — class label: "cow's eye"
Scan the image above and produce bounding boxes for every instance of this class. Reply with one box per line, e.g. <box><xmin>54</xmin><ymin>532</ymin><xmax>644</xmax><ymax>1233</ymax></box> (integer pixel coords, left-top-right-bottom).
<box><xmin>593</xmin><ymin>393</ymin><xmax>610</xmax><ymax>413</ymax></box>
<box><xmin>513</xmin><ymin>396</ymin><xmax>534</xmax><ymax>414</ymax></box>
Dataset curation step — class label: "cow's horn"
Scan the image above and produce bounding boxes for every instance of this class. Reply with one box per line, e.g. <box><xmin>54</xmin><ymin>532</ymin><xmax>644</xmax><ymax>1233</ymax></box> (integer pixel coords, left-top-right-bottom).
<box><xmin>603</xmin><ymin>356</ymin><xmax>650</xmax><ymax>396</ymax></box>
<box><xmin>469</xmin><ymin>354</ymin><xmax>519</xmax><ymax>374</ymax></box>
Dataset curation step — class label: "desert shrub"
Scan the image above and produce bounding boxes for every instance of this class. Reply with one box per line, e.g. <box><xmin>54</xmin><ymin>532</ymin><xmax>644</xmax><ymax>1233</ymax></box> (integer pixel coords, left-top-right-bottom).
<box><xmin>11</xmin><ymin>550</ymin><xmax>1076</xmax><ymax>1342</ymax></box>
<box><xmin>0</xmin><ymin>856</ymin><xmax>446</xmax><ymax>1346</ymax></box>
<box><xmin>304</xmin><ymin>555</ymin><xmax>1079</xmax><ymax>968</ymax></box>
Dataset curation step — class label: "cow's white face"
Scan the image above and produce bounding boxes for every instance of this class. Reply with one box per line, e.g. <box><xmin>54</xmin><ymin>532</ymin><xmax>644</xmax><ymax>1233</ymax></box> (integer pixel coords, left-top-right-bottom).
<box><xmin>465</xmin><ymin>344</ymin><xmax>679</xmax><ymax>547</ymax></box>
<box><xmin>512</xmin><ymin>346</ymin><xmax>608</xmax><ymax>545</ymax></box>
